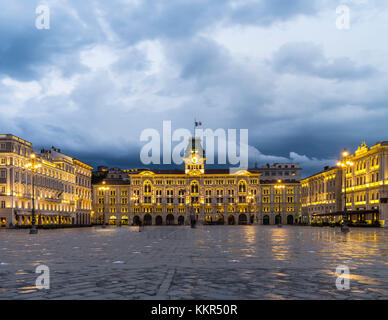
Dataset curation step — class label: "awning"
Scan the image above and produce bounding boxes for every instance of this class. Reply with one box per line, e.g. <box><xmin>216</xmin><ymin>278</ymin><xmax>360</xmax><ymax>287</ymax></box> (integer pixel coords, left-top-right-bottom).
<box><xmin>313</xmin><ymin>209</ymin><xmax>379</xmax><ymax>217</ymax></box>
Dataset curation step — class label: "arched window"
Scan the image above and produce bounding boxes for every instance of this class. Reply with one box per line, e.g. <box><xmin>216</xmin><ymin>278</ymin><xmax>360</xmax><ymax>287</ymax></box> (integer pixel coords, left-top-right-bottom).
<box><xmin>191</xmin><ymin>181</ymin><xmax>199</xmax><ymax>194</ymax></box>
<box><xmin>238</xmin><ymin>181</ymin><xmax>246</xmax><ymax>193</ymax></box>
<box><xmin>144</xmin><ymin>181</ymin><xmax>152</xmax><ymax>193</ymax></box>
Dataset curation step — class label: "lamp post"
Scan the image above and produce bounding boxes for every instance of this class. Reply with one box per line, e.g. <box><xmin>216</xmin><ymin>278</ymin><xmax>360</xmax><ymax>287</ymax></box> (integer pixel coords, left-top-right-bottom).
<box><xmin>130</xmin><ymin>192</ymin><xmax>139</xmax><ymax>228</ymax></box>
<box><xmin>25</xmin><ymin>153</ymin><xmax>42</xmax><ymax>234</ymax></box>
<box><xmin>247</xmin><ymin>192</ymin><xmax>255</xmax><ymax>225</ymax></box>
<box><xmin>98</xmin><ymin>181</ymin><xmax>109</xmax><ymax>228</ymax></box>
<box><xmin>274</xmin><ymin>179</ymin><xmax>285</xmax><ymax>227</ymax></box>
<box><xmin>337</xmin><ymin>150</ymin><xmax>354</xmax><ymax>231</ymax></box>
<box><xmin>189</xmin><ymin>196</ymin><xmax>199</xmax><ymax>228</ymax></box>
<box><xmin>190</xmin><ymin>202</ymin><xmax>197</xmax><ymax>228</ymax></box>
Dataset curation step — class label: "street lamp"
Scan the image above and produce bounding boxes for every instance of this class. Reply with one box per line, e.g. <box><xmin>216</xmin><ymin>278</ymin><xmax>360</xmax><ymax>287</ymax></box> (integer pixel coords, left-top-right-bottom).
<box><xmin>247</xmin><ymin>192</ymin><xmax>255</xmax><ymax>225</ymax></box>
<box><xmin>337</xmin><ymin>150</ymin><xmax>354</xmax><ymax>231</ymax></box>
<box><xmin>25</xmin><ymin>153</ymin><xmax>42</xmax><ymax>234</ymax></box>
<box><xmin>130</xmin><ymin>193</ymin><xmax>139</xmax><ymax>203</ymax></box>
<box><xmin>98</xmin><ymin>181</ymin><xmax>110</xmax><ymax>228</ymax></box>
<box><xmin>190</xmin><ymin>201</ymin><xmax>197</xmax><ymax>228</ymax></box>
<box><xmin>130</xmin><ymin>192</ymin><xmax>140</xmax><ymax>228</ymax></box>
<box><xmin>274</xmin><ymin>179</ymin><xmax>285</xmax><ymax>227</ymax></box>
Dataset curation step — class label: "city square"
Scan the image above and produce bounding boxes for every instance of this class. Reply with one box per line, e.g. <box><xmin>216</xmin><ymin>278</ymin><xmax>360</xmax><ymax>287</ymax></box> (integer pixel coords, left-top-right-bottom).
<box><xmin>1</xmin><ymin>0</ymin><xmax>388</xmax><ymax>309</ymax></box>
<box><xmin>0</xmin><ymin>225</ymin><xmax>387</xmax><ymax>300</ymax></box>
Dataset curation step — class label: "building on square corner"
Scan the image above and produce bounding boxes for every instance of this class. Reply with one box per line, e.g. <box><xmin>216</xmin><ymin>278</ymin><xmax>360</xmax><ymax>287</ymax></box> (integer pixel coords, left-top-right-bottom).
<box><xmin>92</xmin><ymin>137</ymin><xmax>302</xmax><ymax>226</ymax></box>
<box><xmin>0</xmin><ymin>134</ymin><xmax>93</xmax><ymax>228</ymax></box>
<box><xmin>301</xmin><ymin>141</ymin><xmax>388</xmax><ymax>227</ymax></box>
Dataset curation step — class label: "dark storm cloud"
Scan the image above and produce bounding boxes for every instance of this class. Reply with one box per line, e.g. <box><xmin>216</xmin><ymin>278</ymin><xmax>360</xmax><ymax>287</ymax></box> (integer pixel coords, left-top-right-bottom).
<box><xmin>0</xmin><ymin>1</ymin><xmax>102</xmax><ymax>80</ymax></box>
<box><xmin>0</xmin><ymin>0</ymin><xmax>324</xmax><ymax>81</ymax></box>
<box><xmin>163</xmin><ymin>36</ymin><xmax>274</xmax><ymax>117</ymax></box>
<box><xmin>0</xmin><ymin>0</ymin><xmax>387</xmax><ymax>176</ymax></box>
<box><xmin>172</xmin><ymin>37</ymin><xmax>230</xmax><ymax>80</ymax></box>
<box><xmin>271</xmin><ymin>42</ymin><xmax>376</xmax><ymax>80</ymax></box>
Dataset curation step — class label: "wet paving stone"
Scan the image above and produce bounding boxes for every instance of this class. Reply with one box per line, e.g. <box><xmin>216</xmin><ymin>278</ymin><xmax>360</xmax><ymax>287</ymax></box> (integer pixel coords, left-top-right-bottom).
<box><xmin>0</xmin><ymin>225</ymin><xmax>387</xmax><ymax>299</ymax></box>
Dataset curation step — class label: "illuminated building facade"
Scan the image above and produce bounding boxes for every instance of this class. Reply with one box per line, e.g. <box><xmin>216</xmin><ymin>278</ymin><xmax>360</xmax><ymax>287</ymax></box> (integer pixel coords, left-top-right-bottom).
<box><xmin>301</xmin><ymin>141</ymin><xmax>388</xmax><ymax>227</ymax></box>
<box><xmin>92</xmin><ymin>138</ymin><xmax>301</xmax><ymax>226</ymax></box>
<box><xmin>0</xmin><ymin>134</ymin><xmax>93</xmax><ymax>228</ymax></box>
<box><xmin>301</xmin><ymin>166</ymin><xmax>343</xmax><ymax>223</ymax></box>
<box><xmin>340</xmin><ymin>142</ymin><xmax>388</xmax><ymax>226</ymax></box>
<box><xmin>260</xmin><ymin>180</ymin><xmax>301</xmax><ymax>225</ymax></box>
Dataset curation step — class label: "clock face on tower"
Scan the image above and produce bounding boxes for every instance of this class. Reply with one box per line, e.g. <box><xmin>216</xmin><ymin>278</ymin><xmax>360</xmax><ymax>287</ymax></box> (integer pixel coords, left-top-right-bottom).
<box><xmin>183</xmin><ymin>137</ymin><xmax>206</xmax><ymax>174</ymax></box>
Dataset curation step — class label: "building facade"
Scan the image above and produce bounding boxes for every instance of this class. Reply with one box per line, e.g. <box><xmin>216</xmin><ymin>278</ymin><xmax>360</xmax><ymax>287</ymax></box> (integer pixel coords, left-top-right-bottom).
<box><xmin>301</xmin><ymin>166</ymin><xmax>343</xmax><ymax>223</ymax></box>
<box><xmin>0</xmin><ymin>134</ymin><xmax>93</xmax><ymax>228</ymax></box>
<box><xmin>250</xmin><ymin>163</ymin><xmax>302</xmax><ymax>181</ymax></box>
<box><xmin>259</xmin><ymin>180</ymin><xmax>301</xmax><ymax>225</ymax></box>
<box><xmin>340</xmin><ymin>142</ymin><xmax>388</xmax><ymax>226</ymax></box>
<box><xmin>301</xmin><ymin>141</ymin><xmax>388</xmax><ymax>227</ymax></box>
<box><xmin>92</xmin><ymin>138</ymin><xmax>301</xmax><ymax>226</ymax></box>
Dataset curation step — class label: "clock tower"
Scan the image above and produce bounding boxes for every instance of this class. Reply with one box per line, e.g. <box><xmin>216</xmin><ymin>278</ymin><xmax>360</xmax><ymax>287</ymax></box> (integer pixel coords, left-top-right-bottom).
<box><xmin>183</xmin><ymin>137</ymin><xmax>206</xmax><ymax>174</ymax></box>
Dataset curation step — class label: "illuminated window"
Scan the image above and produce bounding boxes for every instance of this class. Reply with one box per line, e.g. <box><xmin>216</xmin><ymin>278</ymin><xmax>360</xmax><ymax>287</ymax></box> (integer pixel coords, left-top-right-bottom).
<box><xmin>144</xmin><ymin>181</ymin><xmax>152</xmax><ymax>193</ymax></box>
<box><xmin>143</xmin><ymin>196</ymin><xmax>152</xmax><ymax>203</ymax></box>
<box><xmin>238</xmin><ymin>181</ymin><xmax>246</xmax><ymax>193</ymax></box>
<box><xmin>191</xmin><ymin>182</ymin><xmax>199</xmax><ymax>194</ymax></box>
<box><xmin>287</xmin><ymin>188</ymin><xmax>294</xmax><ymax>194</ymax></box>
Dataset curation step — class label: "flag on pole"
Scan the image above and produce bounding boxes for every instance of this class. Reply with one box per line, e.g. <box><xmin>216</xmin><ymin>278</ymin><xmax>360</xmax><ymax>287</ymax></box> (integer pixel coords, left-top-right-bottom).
<box><xmin>195</xmin><ymin>121</ymin><xmax>202</xmax><ymax>127</ymax></box>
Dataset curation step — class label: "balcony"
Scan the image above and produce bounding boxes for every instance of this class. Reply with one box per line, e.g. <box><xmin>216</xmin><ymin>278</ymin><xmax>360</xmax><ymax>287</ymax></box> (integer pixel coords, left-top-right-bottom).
<box><xmin>43</xmin><ymin>197</ymin><xmax>62</xmax><ymax>203</ymax></box>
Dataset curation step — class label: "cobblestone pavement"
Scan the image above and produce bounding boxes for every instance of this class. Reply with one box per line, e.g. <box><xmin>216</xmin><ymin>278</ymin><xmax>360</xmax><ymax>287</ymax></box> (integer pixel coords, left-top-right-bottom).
<box><xmin>0</xmin><ymin>226</ymin><xmax>387</xmax><ymax>300</ymax></box>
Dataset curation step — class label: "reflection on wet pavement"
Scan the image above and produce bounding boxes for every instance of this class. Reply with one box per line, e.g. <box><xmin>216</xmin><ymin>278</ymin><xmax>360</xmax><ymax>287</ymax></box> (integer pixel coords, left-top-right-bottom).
<box><xmin>0</xmin><ymin>226</ymin><xmax>387</xmax><ymax>299</ymax></box>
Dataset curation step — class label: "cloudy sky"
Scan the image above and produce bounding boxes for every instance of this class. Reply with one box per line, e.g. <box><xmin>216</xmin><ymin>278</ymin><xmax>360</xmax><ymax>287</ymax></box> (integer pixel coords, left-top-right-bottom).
<box><xmin>1</xmin><ymin>0</ymin><xmax>387</xmax><ymax>176</ymax></box>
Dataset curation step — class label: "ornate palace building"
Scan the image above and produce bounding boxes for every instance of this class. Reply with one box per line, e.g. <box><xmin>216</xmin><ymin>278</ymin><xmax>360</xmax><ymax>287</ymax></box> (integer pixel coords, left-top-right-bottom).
<box><xmin>0</xmin><ymin>134</ymin><xmax>93</xmax><ymax>228</ymax></box>
<box><xmin>92</xmin><ymin>137</ymin><xmax>301</xmax><ymax>226</ymax></box>
<box><xmin>301</xmin><ymin>141</ymin><xmax>388</xmax><ymax>227</ymax></box>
